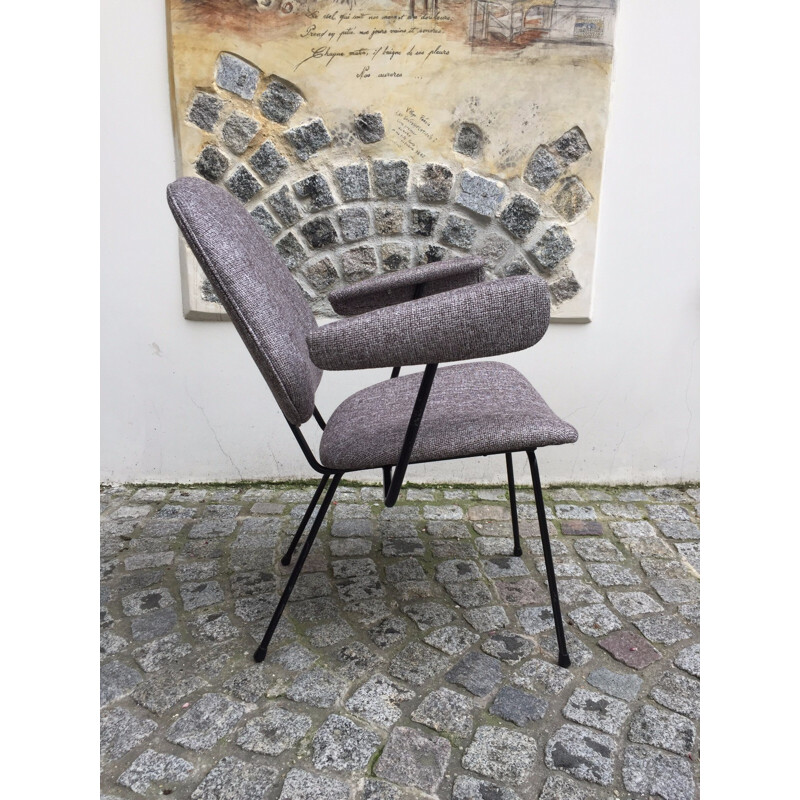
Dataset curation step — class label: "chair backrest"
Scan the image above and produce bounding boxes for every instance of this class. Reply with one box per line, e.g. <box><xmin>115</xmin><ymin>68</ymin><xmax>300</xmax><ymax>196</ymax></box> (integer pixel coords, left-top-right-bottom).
<box><xmin>167</xmin><ymin>177</ymin><xmax>322</xmax><ymax>425</ymax></box>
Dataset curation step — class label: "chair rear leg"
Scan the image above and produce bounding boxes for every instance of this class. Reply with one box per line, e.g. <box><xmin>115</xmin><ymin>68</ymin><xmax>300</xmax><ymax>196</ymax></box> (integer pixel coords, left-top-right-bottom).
<box><xmin>254</xmin><ymin>473</ymin><xmax>343</xmax><ymax>663</ymax></box>
<box><xmin>280</xmin><ymin>473</ymin><xmax>330</xmax><ymax>566</ymax></box>
<box><xmin>527</xmin><ymin>449</ymin><xmax>571</xmax><ymax>668</ymax></box>
<box><xmin>506</xmin><ymin>453</ymin><xmax>523</xmax><ymax>557</ymax></box>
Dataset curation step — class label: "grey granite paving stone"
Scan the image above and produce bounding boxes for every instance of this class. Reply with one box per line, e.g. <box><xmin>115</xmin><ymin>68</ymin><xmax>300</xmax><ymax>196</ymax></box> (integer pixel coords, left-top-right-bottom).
<box><xmin>424</xmin><ymin>503</ymin><xmax>464</xmax><ymax>520</ymax></box>
<box><xmin>609</xmin><ymin>520</ymin><xmax>657</xmax><ymax>538</ymax></box>
<box><xmin>607</xmin><ymin>591</ymin><xmax>664</xmax><ymax>617</ymax></box>
<box><xmin>462</xmin><ymin>725</ymin><xmax>538</xmax><ymax>785</ymax></box>
<box><xmin>110</xmin><ymin>504</ymin><xmax>152</xmax><ymax>520</ymax></box>
<box><xmin>180</xmin><ymin>580</ymin><xmax>225</xmax><ymax>610</ymax></box>
<box><xmin>518</xmin><ymin>605</ymin><xmax>555</xmax><ymax>635</ymax></box>
<box><xmin>166</xmin><ymin>693</ymin><xmax>246</xmax><ymax>750</ymax></box>
<box><xmin>675</xmin><ymin>542</ymin><xmax>700</xmax><ymax>571</ymax></box>
<box><xmin>465</xmin><ymin>605</ymin><xmax>510</xmax><ymax>632</ymax></box>
<box><xmin>674</xmin><ymin>643</ymin><xmax>700</xmax><ymax>677</ymax></box>
<box><xmin>331</xmin><ymin>518</ymin><xmax>374</xmax><ymax>537</ymax></box>
<box><xmin>433</xmin><ymin>540</ymin><xmax>478</xmax><ymax>559</ymax></box>
<box><xmin>427</xmin><ymin>520</ymin><xmax>471</xmax><ymax>538</ymax></box>
<box><xmin>650</xmin><ymin>671</ymin><xmax>700</xmax><ymax>718</ymax></box>
<box><xmin>558</xmin><ymin>580</ymin><xmax>605</xmax><ymax>605</ymax></box>
<box><xmin>513</xmin><ymin>657</ymin><xmax>573</xmax><ymax>694</ymax></box>
<box><xmin>411</xmin><ymin>686</ymin><xmax>474</xmax><ymax>737</ymax></box>
<box><xmin>346</xmin><ymin>674</ymin><xmax>416</xmax><ymax>727</ymax></box>
<box><xmin>191</xmin><ymin>757</ymin><xmax>278</xmax><ymax>800</ymax></box>
<box><xmin>132</xmin><ymin>670</ymin><xmax>209</xmax><ymax>714</ymax></box>
<box><xmin>574</xmin><ymin>539</ymin><xmax>624</xmax><ymax>562</ymax></box>
<box><xmin>222</xmin><ymin>665</ymin><xmax>273</xmax><ymax>702</ymax></box>
<box><xmin>311</xmin><ymin>714</ymin><xmax>381</xmax><ymax>771</ymax></box>
<box><xmin>635</xmin><ymin>614</ymin><xmax>693</xmax><ymax>645</ymax></box>
<box><xmin>623</xmin><ymin>744</ymin><xmax>695</xmax><ymax>800</ymax></box>
<box><xmin>292</xmin><ymin>572</ymin><xmax>333</xmax><ymax>600</ymax></box>
<box><xmin>330</xmin><ymin>537</ymin><xmax>372</xmax><ymax>556</ymax></box>
<box><xmin>375</xmin><ymin>726</ymin><xmax>451</xmax><ymax>793</ymax></box>
<box><xmin>586</xmin><ymin>667</ymin><xmax>642</xmax><ymax>701</ymax></box>
<box><xmin>563</xmin><ymin>688</ymin><xmax>631</xmax><ymax>734</ymax></box>
<box><xmin>560</xmin><ymin>520</ymin><xmax>604</xmax><ymax>536</ymax></box>
<box><xmin>190</xmin><ymin>611</ymin><xmax>240</xmax><ymax>643</ymax></box>
<box><xmin>568</xmin><ymin>604</ymin><xmax>623</xmax><ymax>637</ymax></box>
<box><xmin>651</xmin><ymin>578</ymin><xmax>700</xmax><ymax>604</ymax></box>
<box><xmin>656</xmin><ymin>520</ymin><xmax>701</xmax><ymax>539</ymax></box>
<box><xmin>545</xmin><ymin>723</ymin><xmax>617</xmax><ymax>786</ymax></box>
<box><xmin>476</xmin><ymin>536</ymin><xmax>515</xmax><ymax>556</ymax></box>
<box><xmin>383</xmin><ymin>537</ymin><xmax>425</xmax><ymax>557</ymax></box>
<box><xmin>122</xmin><ymin>587</ymin><xmax>175</xmax><ymax>616</ymax></box>
<box><xmin>100</xmin><ymin>708</ymin><xmax>158</xmax><ymax>762</ymax></box>
<box><xmin>270</xmin><ymin>643</ymin><xmax>317</xmax><ymax>671</ymax></box>
<box><xmin>445</xmin><ymin>579</ymin><xmax>494</xmax><ymax>607</ymax></box>
<box><xmin>534</xmin><ymin>557</ymin><xmax>583</xmax><ymax>577</ymax></box>
<box><xmin>586</xmin><ymin>563</ymin><xmax>640</xmax><ymax>586</ymax></box>
<box><xmin>189</xmin><ymin>518</ymin><xmax>237</xmax><ymax>538</ymax></box>
<box><xmin>598</xmin><ymin>630</ymin><xmax>661</xmax><ymax>669</ymax></box>
<box><xmin>556</xmin><ymin>504</ymin><xmax>597</xmax><ymax>520</ymax></box>
<box><xmin>423</xmin><ymin>625</ymin><xmax>480</xmax><ymax>655</ymax></box>
<box><xmin>100</xmin><ymin>630</ymin><xmax>128</xmax><ymax>655</ymax></box>
<box><xmin>452</xmin><ymin>775</ymin><xmax>523</xmax><ymax>800</ymax></box>
<box><xmin>539</xmin><ymin>773</ymin><xmax>606</xmax><ymax>800</ymax></box>
<box><xmin>481</xmin><ymin>631</ymin><xmax>535</xmax><ymax>663</ymax></box>
<box><xmin>646</xmin><ymin>504</ymin><xmax>693</xmax><ymax>523</ymax></box>
<box><xmin>628</xmin><ymin>704</ymin><xmax>696</xmax><ymax>755</ymax></box>
<box><xmin>101</xmin><ymin>659</ymin><xmax>143</xmax><ymax>706</ymax></box>
<box><xmin>362</xmin><ymin>779</ymin><xmax>403</xmax><ymax>800</ymax></box>
<box><xmin>289</xmin><ymin>596</ymin><xmax>339</xmax><ymax>620</ymax></box>
<box><xmin>368</xmin><ymin>616</ymin><xmax>409</xmax><ymax>648</ymax></box>
<box><xmin>389</xmin><ymin>642</ymin><xmax>450</xmax><ymax>685</ymax></box>
<box><xmin>133</xmin><ymin>632</ymin><xmax>193</xmax><ymax>672</ymax></box>
<box><xmin>124</xmin><ymin>551</ymin><xmax>175</xmax><ymax>570</ymax></box>
<box><xmin>332</xmin><ymin>557</ymin><xmax>378</xmax><ymax>580</ymax></box>
<box><xmin>600</xmin><ymin>503</ymin><xmax>645</xmax><ymax>520</ymax></box>
<box><xmin>445</xmin><ymin>651</ymin><xmax>502</xmax><ymax>696</ymax></box>
<box><xmin>117</xmin><ymin>748</ymin><xmax>194</xmax><ymax>794</ymax></box>
<box><xmin>436</xmin><ymin>558</ymin><xmax>482</xmax><ymax>583</ymax></box>
<box><xmin>309</xmin><ymin>619</ymin><xmax>354</xmax><ymax>647</ymax></box>
<box><xmin>403</xmin><ymin>601</ymin><xmax>455</xmax><ymax>630</ymax></box>
<box><xmin>628</xmin><ymin>537</ymin><xmax>676</xmax><ymax>559</ymax></box>
<box><xmin>540</xmin><ymin>631</ymin><xmax>594</xmax><ymax>666</ymax></box>
<box><xmin>278</xmin><ymin>768</ymin><xmax>350</xmax><ymax>800</ymax></box>
<box><xmin>176</xmin><ymin>561</ymin><xmax>219</xmax><ymax>582</ymax></box>
<box><xmin>286</xmin><ymin>668</ymin><xmax>347</xmax><ymax>707</ymax></box>
<box><xmin>483</xmin><ymin>555</ymin><xmax>530</xmax><ymax>578</ymax></box>
<box><xmin>490</xmin><ymin>685</ymin><xmax>547</xmax><ymax>726</ymax></box>
<box><xmin>495</xmin><ymin>577</ymin><xmax>549</xmax><ymax>605</ymax></box>
<box><xmin>640</xmin><ymin>558</ymin><xmax>689</xmax><ymax>579</ymax></box>
<box><xmin>385</xmin><ymin>559</ymin><xmax>425</xmax><ymax>583</ymax></box>
<box><xmin>131</xmin><ymin>607</ymin><xmax>178</xmax><ymax>642</ymax></box>
<box><xmin>336</xmin><ymin>641</ymin><xmax>383</xmax><ymax>679</ymax></box>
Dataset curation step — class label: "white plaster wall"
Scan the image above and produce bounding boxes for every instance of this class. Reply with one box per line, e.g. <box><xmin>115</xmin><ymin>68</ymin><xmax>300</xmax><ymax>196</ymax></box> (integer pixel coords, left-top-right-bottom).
<box><xmin>101</xmin><ymin>1</ymin><xmax>699</xmax><ymax>486</ymax></box>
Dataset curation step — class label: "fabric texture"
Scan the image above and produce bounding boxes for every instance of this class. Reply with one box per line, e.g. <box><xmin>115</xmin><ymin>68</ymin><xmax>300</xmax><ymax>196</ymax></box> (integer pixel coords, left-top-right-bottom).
<box><xmin>328</xmin><ymin>256</ymin><xmax>486</xmax><ymax>316</ymax></box>
<box><xmin>308</xmin><ymin>275</ymin><xmax>551</xmax><ymax>371</ymax></box>
<box><xmin>167</xmin><ymin>177</ymin><xmax>321</xmax><ymax>425</ymax></box>
<box><xmin>319</xmin><ymin>362</ymin><xmax>578</xmax><ymax>471</ymax></box>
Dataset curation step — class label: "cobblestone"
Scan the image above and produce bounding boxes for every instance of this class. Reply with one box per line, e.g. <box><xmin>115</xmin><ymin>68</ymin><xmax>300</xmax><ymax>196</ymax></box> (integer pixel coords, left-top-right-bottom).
<box><xmin>192</xmin><ymin>757</ymin><xmax>278</xmax><ymax>800</ymax></box>
<box><xmin>628</xmin><ymin>704</ymin><xmax>696</xmax><ymax>755</ymax></box>
<box><xmin>311</xmin><ymin>714</ymin><xmax>381</xmax><ymax>771</ymax></box>
<box><xmin>166</xmin><ymin>693</ymin><xmax>245</xmax><ymax>750</ymax></box>
<box><xmin>463</xmin><ymin>725</ymin><xmax>538</xmax><ymax>785</ymax></box>
<box><xmin>411</xmin><ymin>686</ymin><xmax>473</xmax><ymax>737</ymax></box>
<box><xmin>623</xmin><ymin>744</ymin><xmax>696</xmax><ymax>800</ymax></box>
<box><xmin>562</xmin><ymin>688</ymin><xmax>631</xmax><ymax>734</ymax></box>
<box><xmin>346</xmin><ymin>674</ymin><xmax>415</xmax><ymax>727</ymax></box>
<box><xmin>545</xmin><ymin>724</ymin><xmax>616</xmax><ymax>786</ymax></box>
<box><xmin>375</xmin><ymin>726</ymin><xmax>451</xmax><ymax>793</ymax></box>
<box><xmin>237</xmin><ymin>707</ymin><xmax>312</xmax><ymax>754</ymax></box>
<box><xmin>490</xmin><ymin>685</ymin><xmax>547</xmax><ymax>726</ymax></box>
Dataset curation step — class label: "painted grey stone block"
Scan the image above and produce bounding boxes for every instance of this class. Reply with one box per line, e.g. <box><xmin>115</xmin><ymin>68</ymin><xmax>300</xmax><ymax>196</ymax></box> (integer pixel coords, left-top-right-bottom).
<box><xmin>456</xmin><ymin>171</ymin><xmax>505</xmax><ymax>216</ymax></box>
<box><xmin>215</xmin><ymin>53</ymin><xmax>260</xmax><ymax>100</ymax></box>
<box><xmin>284</xmin><ymin>119</ymin><xmax>332</xmax><ymax>161</ymax></box>
<box><xmin>373</xmin><ymin>160</ymin><xmax>410</xmax><ymax>198</ymax></box>
<box><xmin>524</xmin><ymin>145</ymin><xmax>563</xmax><ymax>191</ymax></box>
<box><xmin>462</xmin><ymin>725</ymin><xmax>538</xmax><ymax>785</ymax></box>
<box><xmin>553</xmin><ymin>126</ymin><xmax>592</xmax><ymax>163</ymax></box>
<box><xmin>341</xmin><ymin>245</ymin><xmax>378</xmax><ymax>282</ymax></box>
<box><xmin>500</xmin><ymin>195</ymin><xmax>541</xmax><ymax>239</ymax></box>
<box><xmin>222</xmin><ymin>111</ymin><xmax>260</xmax><ymax>154</ymax></box>
<box><xmin>354</xmin><ymin>112</ymin><xmax>385</xmax><ymax>143</ymax></box>
<box><xmin>339</xmin><ymin>206</ymin><xmax>370</xmax><ymax>241</ymax></box>
<box><xmin>545</xmin><ymin>723</ymin><xmax>616</xmax><ymax>785</ymax></box>
<box><xmin>375</xmin><ymin>726</ymin><xmax>451</xmax><ymax>793</ymax></box>
<box><xmin>188</xmin><ymin>92</ymin><xmax>223</xmax><ymax>131</ymax></box>
<box><xmin>417</xmin><ymin>163</ymin><xmax>454</xmax><ymax>202</ymax></box>
<box><xmin>249</xmin><ymin>141</ymin><xmax>289</xmax><ymax>184</ymax></box>
<box><xmin>550</xmin><ymin>275</ymin><xmax>582</xmax><ymax>305</ymax></box>
<box><xmin>293</xmin><ymin>173</ymin><xmax>335</xmax><ymax>211</ymax></box>
<box><xmin>225</xmin><ymin>166</ymin><xmax>262</xmax><ymax>203</ymax></box>
<box><xmin>275</xmin><ymin>233</ymin><xmax>307</xmax><ymax>270</ymax></box>
<box><xmin>268</xmin><ymin>185</ymin><xmax>302</xmax><ymax>225</ymax></box>
<box><xmin>529</xmin><ymin>225</ymin><xmax>574</xmax><ymax>271</ymax></box>
<box><xmin>441</xmin><ymin>213</ymin><xmax>478</xmax><ymax>249</ymax></box>
<box><xmin>553</xmin><ymin>177</ymin><xmax>593</xmax><ymax>222</ymax></box>
<box><xmin>194</xmin><ymin>145</ymin><xmax>229</xmax><ymax>182</ymax></box>
<box><xmin>250</xmin><ymin>205</ymin><xmax>282</xmax><ymax>239</ymax></box>
<box><xmin>334</xmin><ymin>163</ymin><xmax>370</xmax><ymax>201</ymax></box>
<box><xmin>454</xmin><ymin>122</ymin><xmax>484</xmax><ymax>158</ymax></box>
<box><xmin>303</xmin><ymin>257</ymin><xmax>338</xmax><ymax>292</ymax></box>
<box><xmin>259</xmin><ymin>80</ymin><xmax>303</xmax><ymax>123</ymax></box>
<box><xmin>300</xmin><ymin>217</ymin><xmax>338</xmax><ymax>249</ymax></box>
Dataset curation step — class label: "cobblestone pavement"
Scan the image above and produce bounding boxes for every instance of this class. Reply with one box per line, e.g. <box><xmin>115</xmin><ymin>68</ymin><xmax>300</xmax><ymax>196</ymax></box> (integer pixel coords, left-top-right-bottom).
<box><xmin>100</xmin><ymin>482</ymin><xmax>700</xmax><ymax>800</ymax></box>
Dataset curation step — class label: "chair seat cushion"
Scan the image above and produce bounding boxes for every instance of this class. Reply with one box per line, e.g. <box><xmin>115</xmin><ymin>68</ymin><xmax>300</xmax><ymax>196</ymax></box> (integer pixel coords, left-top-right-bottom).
<box><xmin>319</xmin><ymin>362</ymin><xmax>578</xmax><ymax>471</ymax></box>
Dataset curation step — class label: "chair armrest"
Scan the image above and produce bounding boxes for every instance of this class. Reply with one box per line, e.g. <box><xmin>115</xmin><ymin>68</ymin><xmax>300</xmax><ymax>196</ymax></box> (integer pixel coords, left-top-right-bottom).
<box><xmin>307</xmin><ymin>275</ymin><xmax>551</xmax><ymax>370</ymax></box>
<box><xmin>328</xmin><ymin>256</ymin><xmax>486</xmax><ymax>316</ymax></box>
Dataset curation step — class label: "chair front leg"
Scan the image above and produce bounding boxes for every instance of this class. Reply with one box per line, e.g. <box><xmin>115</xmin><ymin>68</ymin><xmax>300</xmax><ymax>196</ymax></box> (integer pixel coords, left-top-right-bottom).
<box><xmin>505</xmin><ymin>453</ymin><xmax>523</xmax><ymax>557</ymax></box>
<box><xmin>254</xmin><ymin>472</ymin><xmax>343</xmax><ymax>663</ymax></box>
<box><xmin>527</xmin><ymin>449</ymin><xmax>571</xmax><ymax>668</ymax></box>
<box><xmin>280</xmin><ymin>473</ymin><xmax>330</xmax><ymax>566</ymax></box>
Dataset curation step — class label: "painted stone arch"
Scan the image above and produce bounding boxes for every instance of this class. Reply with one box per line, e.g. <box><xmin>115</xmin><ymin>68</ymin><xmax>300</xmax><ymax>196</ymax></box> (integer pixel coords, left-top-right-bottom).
<box><xmin>178</xmin><ymin>50</ymin><xmax>597</xmax><ymax>321</ymax></box>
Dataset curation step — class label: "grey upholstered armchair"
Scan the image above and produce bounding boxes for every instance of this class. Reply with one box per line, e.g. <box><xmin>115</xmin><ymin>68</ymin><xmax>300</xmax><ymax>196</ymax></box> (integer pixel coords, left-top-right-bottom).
<box><xmin>167</xmin><ymin>177</ymin><xmax>578</xmax><ymax>667</ymax></box>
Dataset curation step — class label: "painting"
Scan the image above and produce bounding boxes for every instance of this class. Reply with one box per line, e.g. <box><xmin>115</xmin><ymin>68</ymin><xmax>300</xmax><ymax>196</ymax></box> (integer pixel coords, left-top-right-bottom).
<box><xmin>166</xmin><ymin>0</ymin><xmax>619</xmax><ymax>321</ymax></box>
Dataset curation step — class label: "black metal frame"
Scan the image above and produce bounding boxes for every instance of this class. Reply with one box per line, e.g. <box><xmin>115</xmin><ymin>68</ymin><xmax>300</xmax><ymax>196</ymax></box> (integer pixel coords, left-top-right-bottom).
<box><xmin>253</xmin><ymin>360</ymin><xmax>572</xmax><ymax>668</ymax></box>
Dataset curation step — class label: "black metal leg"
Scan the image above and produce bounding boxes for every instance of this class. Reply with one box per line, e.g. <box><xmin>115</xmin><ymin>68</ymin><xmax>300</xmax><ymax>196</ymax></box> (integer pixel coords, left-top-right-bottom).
<box><xmin>506</xmin><ymin>453</ymin><xmax>523</xmax><ymax>557</ymax></box>
<box><xmin>280</xmin><ymin>473</ymin><xmax>330</xmax><ymax>567</ymax></box>
<box><xmin>254</xmin><ymin>473</ymin><xmax>343</xmax><ymax>663</ymax></box>
<box><xmin>527</xmin><ymin>449</ymin><xmax>571</xmax><ymax>668</ymax></box>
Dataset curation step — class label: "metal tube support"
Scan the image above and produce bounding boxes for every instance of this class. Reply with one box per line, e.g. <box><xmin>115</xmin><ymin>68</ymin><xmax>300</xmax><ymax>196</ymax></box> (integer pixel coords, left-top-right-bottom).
<box><xmin>280</xmin><ymin>473</ymin><xmax>330</xmax><ymax>567</ymax></box>
<box><xmin>527</xmin><ymin>449</ymin><xmax>571</xmax><ymax>668</ymax></box>
<box><xmin>506</xmin><ymin>453</ymin><xmax>523</xmax><ymax>557</ymax></box>
<box><xmin>254</xmin><ymin>473</ymin><xmax>343</xmax><ymax>663</ymax></box>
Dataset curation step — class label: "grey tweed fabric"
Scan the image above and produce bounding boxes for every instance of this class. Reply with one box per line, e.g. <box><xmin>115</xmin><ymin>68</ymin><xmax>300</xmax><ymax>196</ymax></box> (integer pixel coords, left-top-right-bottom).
<box><xmin>308</xmin><ymin>275</ymin><xmax>551</xmax><ymax>371</ymax></box>
<box><xmin>329</xmin><ymin>256</ymin><xmax>486</xmax><ymax>316</ymax></box>
<box><xmin>166</xmin><ymin>177</ymin><xmax>322</xmax><ymax>425</ymax></box>
<box><xmin>319</xmin><ymin>362</ymin><xmax>578</xmax><ymax>470</ymax></box>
